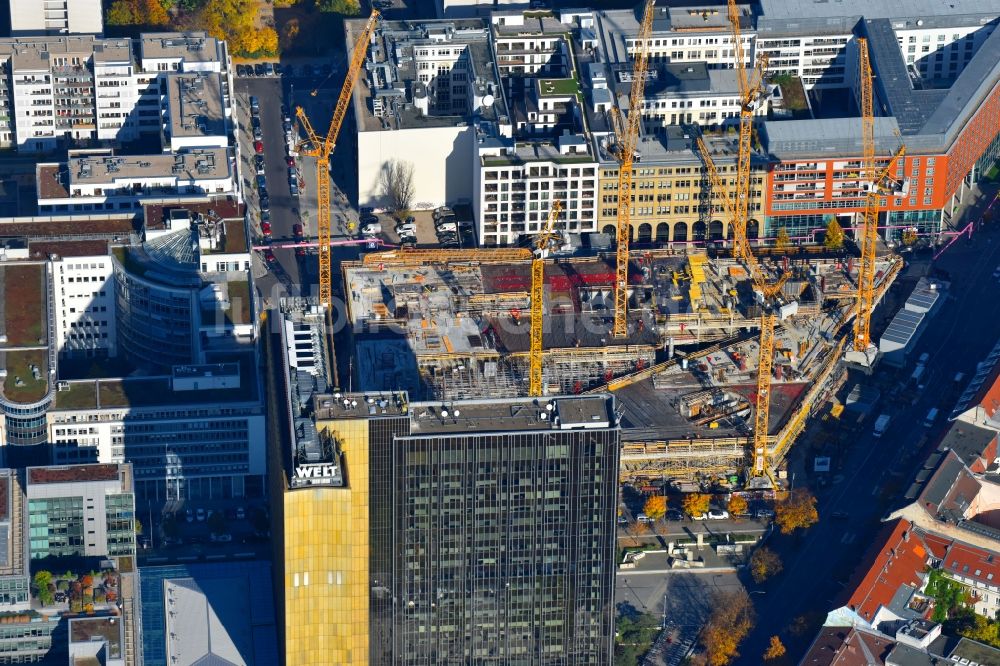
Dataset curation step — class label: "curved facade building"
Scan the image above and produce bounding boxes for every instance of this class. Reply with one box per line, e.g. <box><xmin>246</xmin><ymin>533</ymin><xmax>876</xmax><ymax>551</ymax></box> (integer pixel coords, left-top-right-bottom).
<box><xmin>112</xmin><ymin>228</ymin><xmax>203</xmax><ymax>368</ymax></box>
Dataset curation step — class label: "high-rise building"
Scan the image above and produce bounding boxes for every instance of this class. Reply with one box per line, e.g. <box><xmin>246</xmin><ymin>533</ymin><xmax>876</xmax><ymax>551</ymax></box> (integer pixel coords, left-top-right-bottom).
<box><xmin>268</xmin><ymin>304</ymin><xmax>619</xmax><ymax>665</ymax></box>
<box><xmin>9</xmin><ymin>0</ymin><xmax>103</xmax><ymax>37</ymax></box>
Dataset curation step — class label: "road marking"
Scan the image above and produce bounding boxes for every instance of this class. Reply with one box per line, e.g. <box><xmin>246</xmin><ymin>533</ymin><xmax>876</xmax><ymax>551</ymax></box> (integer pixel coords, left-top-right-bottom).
<box><xmin>871</xmin><ymin>484</ymin><xmax>881</xmax><ymax>496</ymax></box>
<box><xmin>840</xmin><ymin>532</ymin><xmax>856</xmax><ymax>544</ymax></box>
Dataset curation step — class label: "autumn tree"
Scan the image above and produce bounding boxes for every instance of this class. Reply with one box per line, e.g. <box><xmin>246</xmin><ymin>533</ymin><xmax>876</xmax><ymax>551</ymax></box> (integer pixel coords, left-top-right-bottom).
<box><xmin>701</xmin><ymin>589</ymin><xmax>755</xmax><ymax>666</ymax></box>
<box><xmin>775</xmin><ymin>488</ymin><xmax>819</xmax><ymax>535</ymax></box>
<box><xmin>682</xmin><ymin>493</ymin><xmax>712</xmax><ymax>518</ymax></box>
<box><xmin>824</xmin><ymin>218</ymin><xmax>845</xmax><ymax>249</ymax></box>
<box><xmin>643</xmin><ymin>495</ymin><xmax>667</xmax><ymax>521</ymax></box>
<box><xmin>727</xmin><ymin>494</ymin><xmax>748</xmax><ymax>518</ymax></box>
<box><xmin>763</xmin><ymin>636</ymin><xmax>786</xmax><ymax>661</ymax></box>
<box><xmin>106</xmin><ymin>0</ymin><xmax>170</xmax><ymax>26</ymax></box>
<box><xmin>750</xmin><ymin>546</ymin><xmax>783</xmax><ymax>584</ymax></box>
<box><xmin>901</xmin><ymin>228</ymin><xmax>918</xmax><ymax>246</ymax></box>
<box><xmin>775</xmin><ymin>227</ymin><xmax>790</xmax><ymax>250</ymax></box>
<box><xmin>195</xmin><ymin>0</ymin><xmax>279</xmax><ymax>57</ymax></box>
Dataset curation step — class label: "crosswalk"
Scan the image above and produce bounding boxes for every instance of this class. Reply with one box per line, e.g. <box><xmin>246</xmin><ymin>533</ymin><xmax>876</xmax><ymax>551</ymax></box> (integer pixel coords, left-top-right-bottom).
<box><xmin>840</xmin><ymin>532</ymin><xmax>857</xmax><ymax>544</ymax></box>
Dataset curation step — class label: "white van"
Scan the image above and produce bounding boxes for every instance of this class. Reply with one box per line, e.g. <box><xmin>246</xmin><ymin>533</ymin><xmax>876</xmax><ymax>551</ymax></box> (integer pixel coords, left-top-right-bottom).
<box><xmin>923</xmin><ymin>408</ymin><xmax>939</xmax><ymax>427</ymax></box>
<box><xmin>361</xmin><ymin>222</ymin><xmax>382</xmax><ymax>236</ymax></box>
<box><xmin>873</xmin><ymin>414</ymin><xmax>891</xmax><ymax>438</ymax></box>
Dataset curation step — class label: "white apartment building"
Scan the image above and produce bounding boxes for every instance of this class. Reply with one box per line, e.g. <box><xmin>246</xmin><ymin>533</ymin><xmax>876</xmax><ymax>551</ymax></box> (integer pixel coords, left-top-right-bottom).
<box><xmin>52</xmin><ymin>255</ymin><xmax>117</xmax><ymax>359</ymax></box>
<box><xmin>492</xmin><ymin>13</ymin><xmax>572</xmax><ymax>83</ymax></box>
<box><xmin>476</xmin><ymin>133</ymin><xmax>598</xmax><ymax>246</ymax></box>
<box><xmin>36</xmin><ymin>148</ymin><xmax>235</xmax><ymax>213</ymax></box>
<box><xmin>0</xmin><ymin>32</ymin><xmax>230</xmax><ymax>152</ymax></box>
<box><xmin>49</xmin><ymin>365</ymin><xmax>266</xmax><ymax>501</ymax></box>
<box><xmin>630</xmin><ymin>63</ymin><xmax>770</xmax><ymax>131</ymax></box>
<box><xmin>9</xmin><ymin>0</ymin><xmax>103</xmax><ymax>37</ymax></box>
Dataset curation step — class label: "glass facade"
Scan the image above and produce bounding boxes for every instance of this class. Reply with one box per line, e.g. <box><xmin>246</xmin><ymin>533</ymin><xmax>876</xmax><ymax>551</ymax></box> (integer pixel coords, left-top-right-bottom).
<box><xmin>371</xmin><ymin>427</ymin><xmax>619</xmax><ymax>665</ymax></box>
<box><xmin>2</xmin><ymin>400</ymin><xmax>52</xmax><ymax>447</ymax></box>
<box><xmin>0</xmin><ymin>618</ymin><xmax>59</xmax><ymax>663</ymax></box>
<box><xmin>27</xmin><ymin>492</ymin><xmax>134</xmax><ymax>559</ymax></box>
<box><xmin>112</xmin><ymin>260</ymin><xmax>197</xmax><ymax>368</ymax></box>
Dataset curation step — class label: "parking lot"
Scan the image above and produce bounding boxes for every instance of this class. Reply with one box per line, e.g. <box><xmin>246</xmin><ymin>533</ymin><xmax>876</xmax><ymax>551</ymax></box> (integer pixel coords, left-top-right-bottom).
<box><xmin>137</xmin><ymin>497</ymin><xmax>271</xmax><ymax>565</ymax></box>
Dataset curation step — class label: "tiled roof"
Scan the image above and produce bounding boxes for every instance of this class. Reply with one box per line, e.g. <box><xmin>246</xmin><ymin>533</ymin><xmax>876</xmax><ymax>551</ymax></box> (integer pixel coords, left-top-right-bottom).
<box><xmin>799</xmin><ymin>626</ymin><xmax>896</xmax><ymax>665</ymax></box>
<box><xmin>942</xmin><ymin>541</ymin><xmax>1000</xmax><ymax>589</ymax></box>
<box><xmin>846</xmin><ymin>519</ymin><xmax>930</xmax><ymax>622</ymax></box>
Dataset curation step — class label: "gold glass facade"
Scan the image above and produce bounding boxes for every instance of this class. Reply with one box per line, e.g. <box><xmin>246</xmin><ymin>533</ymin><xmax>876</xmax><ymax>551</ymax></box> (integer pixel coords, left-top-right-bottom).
<box><xmin>283</xmin><ymin>418</ymin><xmax>371</xmax><ymax>665</ymax></box>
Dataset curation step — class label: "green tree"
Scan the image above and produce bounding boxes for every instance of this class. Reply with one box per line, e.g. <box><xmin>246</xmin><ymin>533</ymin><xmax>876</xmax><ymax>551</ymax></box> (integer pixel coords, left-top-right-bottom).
<box><xmin>134</xmin><ymin>518</ymin><xmax>143</xmax><ymax>536</ymax></box>
<box><xmin>643</xmin><ymin>495</ymin><xmax>667</xmax><ymax>520</ymax></box>
<box><xmin>824</xmin><ymin>218</ymin><xmax>845</xmax><ymax>249</ymax></box>
<box><xmin>32</xmin><ymin>571</ymin><xmax>54</xmax><ymax>606</ymax></box>
<box><xmin>750</xmin><ymin>546</ymin><xmax>783</xmax><ymax>584</ymax></box>
<box><xmin>775</xmin><ymin>227</ymin><xmax>790</xmax><ymax>250</ymax></box>
<box><xmin>318</xmin><ymin>0</ymin><xmax>361</xmax><ymax>15</ymax></box>
<box><xmin>614</xmin><ymin>612</ymin><xmax>660</xmax><ymax>665</ymax></box>
<box><xmin>927</xmin><ymin>568</ymin><xmax>968</xmax><ymax>621</ymax></box>
<box><xmin>106</xmin><ymin>0</ymin><xmax>140</xmax><ymax>25</ymax></box>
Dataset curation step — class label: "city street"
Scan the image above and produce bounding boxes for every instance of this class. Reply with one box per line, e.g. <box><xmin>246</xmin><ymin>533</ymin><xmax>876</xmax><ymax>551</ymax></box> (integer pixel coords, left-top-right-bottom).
<box><xmin>735</xmin><ymin>221</ymin><xmax>1000</xmax><ymax>662</ymax></box>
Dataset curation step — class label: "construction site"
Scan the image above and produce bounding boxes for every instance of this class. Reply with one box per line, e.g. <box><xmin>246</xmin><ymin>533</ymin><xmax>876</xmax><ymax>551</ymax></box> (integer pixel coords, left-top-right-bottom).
<box><xmin>340</xmin><ymin>246</ymin><xmax>902</xmax><ymax>484</ymax></box>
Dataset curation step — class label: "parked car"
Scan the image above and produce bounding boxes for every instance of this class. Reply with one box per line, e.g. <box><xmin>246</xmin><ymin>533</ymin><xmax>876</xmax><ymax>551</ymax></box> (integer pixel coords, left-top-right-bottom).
<box><xmin>196</xmin><ymin>507</ymin><xmax>206</xmax><ymax>522</ymax></box>
<box><xmin>236</xmin><ymin>506</ymin><xmax>246</xmax><ymax>520</ymax></box>
<box><xmin>831</xmin><ymin>511</ymin><xmax>850</xmax><ymax>520</ymax></box>
<box><xmin>254</xmin><ymin>63</ymin><xmax>266</xmax><ymax>77</ymax></box>
<box><xmin>260</xmin><ymin>210</ymin><xmax>271</xmax><ymax>223</ymax></box>
<box><xmin>259</xmin><ymin>195</ymin><xmax>270</xmax><ymax>211</ymax></box>
<box><xmin>433</xmin><ymin>206</ymin><xmax>454</xmax><ymax>220</ymax></box>
<box><xmin>361</xmin><ymin>222</ymin><xmax>382</xmax><ymax>236</ymax></box>
<box><xmin>253</xmin><ymin>126</ymin><xmax>263</xmax><ymax>140</ymax></box>
<box><xmin>249</xmin><ymin>96</ymin><xmax>260</xmax><ymax>113</ymax></box>
<box><xmin>274</xmin><ymin>63</ymin><xmax>283</xmax><ymax>76</ymax></box>
<box><xmin>185</xmin><ymin>509</ymin><xmax>194</xmax><ymax>523</ymax></box>
<box><xmin>254</xmin><ymin>140</ymin><xmax>264</xmax><ymax>154</ymax></box>
<box><xmin>290</xmin><ymin>182</ymin><xmax>300</xmax><ymax>196</ymax></box>
<box><xmin>286</xmin><ymin>156</ymin><xmax>296</xmax><ymax>168</ymax></box>
<box><xmin>210</xmin><ymin>533</ymin><xmax>233</xmax><ymax>543</ymax></box>
<box><xmin>261</xmin><ymin>221</ymin><xmax>272</xmax><ymax>236</ymax></box>
<box><xmin>264</xmin><ymin>249</ymin><xmax>276</xmax><ymax>264</ymax></box>
<box><xmin>436</xmin><ymin>221</ymin><xmax>458</xmax><ymax>233</ymax></box>
<box><xmin>396</xmin><ymin>222</ymin><xmax>416</xmax><ymax>235</ymax></box>
<box><xmin>256</xmin><ymin>174</ymin><xmax>267</xmax><ymax>189</ymax></box>
<box><xmin>666</xmin><ymin>509</ymin><xmax>684</xmax><ymax>521</ymax></box>
<box><xmin>293</xmin><ymin>223</ymin><xmax>304</xmax><ymax>238</ymax></box>
<box><xmin>706</xmin><ymin>509</ymin><xmax>729</xmax><ymax>520</ymax></box>
<box><xmin>288</xmin><ymin>167</ymin><xmax>297</xmax><ymax>181</ymax></box>
<box><xmin>236</xmin><ymin>64</ymin><xmax>247</xmax><ymax>77</ymax></box>
<box><xmin>281</xmin><ymin>104</ymin><xmax>290</xmax><ymax>121</ymax></box>
<box><xmin>254</xmin><ymin>156</ymin><xmax>265</xmax><ymax>175</ymax></box>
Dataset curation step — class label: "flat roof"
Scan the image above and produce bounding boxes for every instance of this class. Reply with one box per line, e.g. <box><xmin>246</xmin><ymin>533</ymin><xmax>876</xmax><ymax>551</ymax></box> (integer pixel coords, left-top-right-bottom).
<box><xmin>69</xmin><ymin>617</ymin><xmax>123</xmax><ymax>661</ymax></box>
<box><xmin>762</xmin><ymin>116</ymin><xmax>902</xmax><ymax>159</ymax></box>
<box><xmin>351</xmin><ymin>18</ymin><xmax>507</xmax><ymax>132</ymax></box>
<box><xmin>759</xmin><ymin>0</ymin><xmax>1000</xmax><ymax>21</ymax></box>
<box><xmin>27</xmin><ymin>464</ymin><xmax>121</xmax><ymax>485</ymax></box>
<box><xmin>68</xmin><ymin>149</ymin><xmax>230</xmax><ymax>188</ymax></box>
<box><xmin>407</xmin><ymin>395</ymin><xmax>614</xmax><ymax>435</ymax></box>
<box><xmin>167</xmin><ymin>72</ymin><xmax>227</xmax><ymax>139</ymax></box>
<box><xmin>139</xmin><ymin>32</ymin><xmax>221</xmax><ymax>63</ymax></box>
<box><xmin>0</xmin><ymin>35</ymin><xmax>132</xmax><ymax>71</ymax></box>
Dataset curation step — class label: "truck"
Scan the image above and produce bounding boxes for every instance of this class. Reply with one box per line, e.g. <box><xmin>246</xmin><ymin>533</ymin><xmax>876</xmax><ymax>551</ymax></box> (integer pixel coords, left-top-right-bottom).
<box><xmin>873</xmin><ymin>414</ymin><xmax>891</xmax><ymax>438</ymax></box>
<box><xmin>924</xmin><ymin>408</ymin><xmax>939</xmax><ymax>427</ymax></box>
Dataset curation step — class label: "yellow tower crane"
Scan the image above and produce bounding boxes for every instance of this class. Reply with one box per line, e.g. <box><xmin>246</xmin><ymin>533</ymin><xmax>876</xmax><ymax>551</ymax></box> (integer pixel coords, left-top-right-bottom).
<box><xmin>854</xmin><ymin>37</ymin><xmax>906</xmax><ymax>353</ymax></box>
<box><xmin>612</xmin><ymin>0</ymin><xmax>656</xmax><ymax>338</ymax></box>
<box><xmin>295</xmin><ymin>10</ymin><xmax>380</xmax><ymax>307</ymax></box>
<box><xmin>529</xmin><ymin>200</ymin><xmax>563</xmax><ymax>396</ymax></box>
<box><xmin>697</xmin><ymin>0</ymin><xmax>784</xmax><ymax>485</ymax></box>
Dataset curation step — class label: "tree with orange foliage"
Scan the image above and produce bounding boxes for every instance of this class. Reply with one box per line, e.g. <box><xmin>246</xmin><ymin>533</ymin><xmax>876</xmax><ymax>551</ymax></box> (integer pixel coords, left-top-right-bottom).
<box><xmin>195</xmin><ymin>0</ymin><xmax>279</xmax><ymax>57</ymax></box>
<box><xmin>764</xmin><ymin>635</ymin><xmax>786</xmax><ymax>661</ymax></box>
<box><xmin>682</xmin><ymin>493</ymin><xmax>711</xmax><ymax>519</ymax></box>
<box><xmin>727</xmin><ymin>494</ymin><xmax>748</xmax><ymax>518</ymax></box>
<box><xmin>643</xmin><ymin>495</ymin><xmax>667</xmax><ymax>520</ymax></box>
<box><xmin>701</xmin><ymin>589</ymin><xmax>755</xmax><ymax>665</ymax></box>
<box><xmin>750</xmin><ymin>546</ymin><xmax>783</xmax><ymax>584</ymax></box>
<box><xmin>775</xmin><ymin>488</ymin><xmax>819</xmax><ymax>535</ymax></box>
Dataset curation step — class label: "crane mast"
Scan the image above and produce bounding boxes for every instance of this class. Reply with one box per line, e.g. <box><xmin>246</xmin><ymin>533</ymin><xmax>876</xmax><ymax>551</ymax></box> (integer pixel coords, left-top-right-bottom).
<box><xmin>696</xmin><ymin>0</ymin><xmax>780</xmax><ymax>484</ymax></box>
<box><xmin>529</xmin><ymin>201</ymin><xmax>563</xmax><ymax>396</ymax></box>
<box><xmin>296</xmin><ymin>10</ymin><xmax>380</xmax><ymax>307</ymax></box>
<box><xmin>854</xmin><ymin>37</ymin><xmax>906</xmax><ymax>352</ymax></box>
<box><xmin>612</xmin><ymin>0</ymin><xmax>656</xmax><ymax>338</ymax></box>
